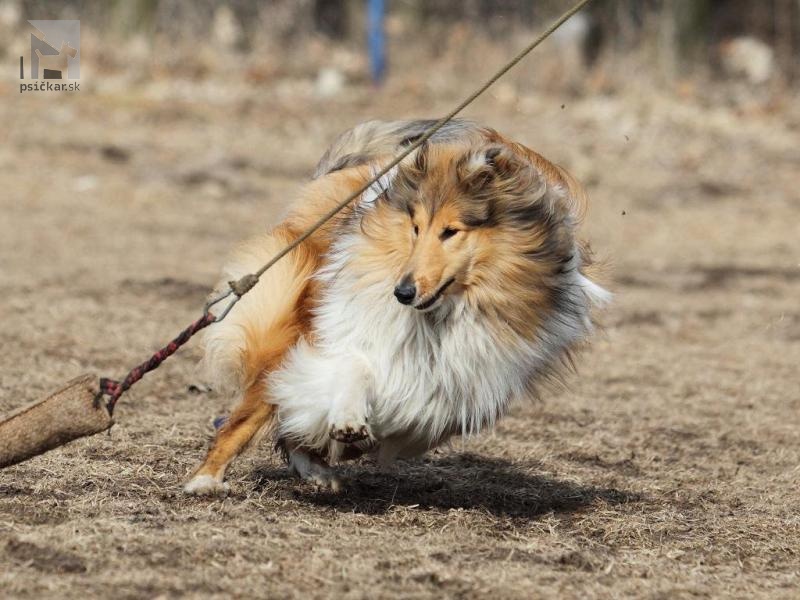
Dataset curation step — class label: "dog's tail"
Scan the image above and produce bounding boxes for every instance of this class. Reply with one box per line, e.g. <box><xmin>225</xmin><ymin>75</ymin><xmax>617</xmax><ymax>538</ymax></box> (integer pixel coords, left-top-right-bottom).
<box><xmin>314</xmin><ymin>119</ymin><xmax>485</xmax><ymax>178</ymax></box>
<box><xmin>200</xmin><ymin>225</ymin><xmax>317</xmax><ymax>396</ymax></box>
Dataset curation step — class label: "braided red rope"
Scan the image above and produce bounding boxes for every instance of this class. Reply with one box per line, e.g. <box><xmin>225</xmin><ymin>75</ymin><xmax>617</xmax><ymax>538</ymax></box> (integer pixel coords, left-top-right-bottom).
<box><xmin>98</xmin><ymin>312</ymin><xmax>216</xmax><ymax>414</ymax></box>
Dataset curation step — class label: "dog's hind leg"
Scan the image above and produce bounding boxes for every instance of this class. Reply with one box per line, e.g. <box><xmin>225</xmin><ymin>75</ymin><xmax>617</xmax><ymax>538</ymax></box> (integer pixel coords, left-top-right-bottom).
<box><xmin>184</xmin><ymin>381</ymin><xmax>275</xmax><ymax>495</ymax></box>
<box><xmin>184</xmin><ymin>227</ymin><xmax>318</xmax><ymax>495</ymax></box>
<box><xmin>184</xmin><ymin>308</ymin><xmax>310</xmax><ymax>495</ymax></box>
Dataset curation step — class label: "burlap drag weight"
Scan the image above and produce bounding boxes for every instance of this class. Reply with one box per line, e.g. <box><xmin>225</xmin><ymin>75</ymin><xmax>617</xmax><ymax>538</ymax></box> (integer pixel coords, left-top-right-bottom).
<box><xmin>0</xmin><ymin>374</ymin><xmax>113</xmax><ymax>469</ymax></box>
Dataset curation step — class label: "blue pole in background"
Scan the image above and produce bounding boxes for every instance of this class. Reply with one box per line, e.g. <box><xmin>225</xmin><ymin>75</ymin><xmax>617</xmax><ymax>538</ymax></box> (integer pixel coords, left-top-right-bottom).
<box><xmin>368</xmin><ymin>0</ymin><xmax>386</xmax><ymax>85</ymax></box>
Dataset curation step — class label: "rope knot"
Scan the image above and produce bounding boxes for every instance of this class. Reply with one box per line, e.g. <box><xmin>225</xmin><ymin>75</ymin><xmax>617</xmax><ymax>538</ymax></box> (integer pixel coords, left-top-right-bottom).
<box><xmin>228</xmin><ymin>274</ymin><xmax>259</xmax><ymax>297</ymax></box>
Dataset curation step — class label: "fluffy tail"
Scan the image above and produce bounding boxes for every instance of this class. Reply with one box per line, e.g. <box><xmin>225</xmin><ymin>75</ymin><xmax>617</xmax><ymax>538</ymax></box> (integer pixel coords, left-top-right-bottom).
<box><xmin>200</xmin><ymin>226</ymin><xmax>317</xmax><ymax>395</ymax></box>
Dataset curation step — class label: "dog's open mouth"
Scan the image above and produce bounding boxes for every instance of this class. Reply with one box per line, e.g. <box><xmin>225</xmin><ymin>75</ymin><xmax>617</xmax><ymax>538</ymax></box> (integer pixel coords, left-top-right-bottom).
<box><xmin>413</xmin><ymin>277</ymin><xmax>456</xmax><ymax>311</ymax></box>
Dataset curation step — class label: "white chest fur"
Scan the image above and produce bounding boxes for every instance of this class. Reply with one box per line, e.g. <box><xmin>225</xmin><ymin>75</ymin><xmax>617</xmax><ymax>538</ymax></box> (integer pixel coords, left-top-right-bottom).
<box><xmin>321</xmin><ymin>279</ymin><xmax>529</xmax><ymax>441</ymax></box>
<box><xmin>270</xmin><ymin>237</ymin><xmax>560</xmax><ymax>459</ymax></box>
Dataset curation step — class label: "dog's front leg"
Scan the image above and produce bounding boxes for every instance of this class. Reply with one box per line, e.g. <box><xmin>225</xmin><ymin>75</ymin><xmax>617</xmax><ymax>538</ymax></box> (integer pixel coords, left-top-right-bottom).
<box><xmin>328</xmin><ymin>353</ymin><xmax>375</xmax><ymax>449</ymax></box>
<box><xmin>284</xmin><ymin>440</ymin><xmax>342</xmax><ymax>491</ymax></box>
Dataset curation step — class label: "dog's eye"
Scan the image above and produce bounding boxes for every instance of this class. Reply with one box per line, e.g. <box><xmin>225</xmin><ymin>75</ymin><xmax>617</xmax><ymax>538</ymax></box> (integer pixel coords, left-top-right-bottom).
<box><xmin>440</xmin><ymin>227</ymin><xmax>459</xmax><ymax>240</ymax></box>
<box><xmin>413</xmin><ymin>224</ymin><xmax>419</xmax><ymax>236</ymax></box>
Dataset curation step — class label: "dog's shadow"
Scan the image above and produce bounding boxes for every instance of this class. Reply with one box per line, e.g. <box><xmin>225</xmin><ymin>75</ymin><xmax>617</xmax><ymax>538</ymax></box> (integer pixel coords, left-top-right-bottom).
<box><xmin>251</xmin><ymin>452</ymin><xmax>639</xmax><ymax>519</ymax></box>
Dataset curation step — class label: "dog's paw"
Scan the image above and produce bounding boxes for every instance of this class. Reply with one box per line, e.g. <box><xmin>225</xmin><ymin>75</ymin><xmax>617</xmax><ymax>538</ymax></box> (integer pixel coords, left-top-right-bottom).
<box><xmin>307</xmin><ymin>469</ymin><xmax>344</xmax><ymax>493</ymax></box>
<box><xmin>183</xmin><ymin>474</ymin><xmax>230</xmax><ymax>496</ymax></box>
<box><xmin>329</xmin><ymin>422</ymin><xmax>372</xmax><ymax>444</ymax></box>
<box><xmin>289</xmin><ymin>450</ymin><xmax>343</xmax><ymax>492</ymax></box>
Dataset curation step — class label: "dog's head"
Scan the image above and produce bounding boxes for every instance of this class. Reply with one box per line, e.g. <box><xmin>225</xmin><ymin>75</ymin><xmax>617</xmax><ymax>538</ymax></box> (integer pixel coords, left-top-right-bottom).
<box><xmin>355</xmin><ymin>138</ymin><xmax>589</xmax><ymax>330</ymax></box>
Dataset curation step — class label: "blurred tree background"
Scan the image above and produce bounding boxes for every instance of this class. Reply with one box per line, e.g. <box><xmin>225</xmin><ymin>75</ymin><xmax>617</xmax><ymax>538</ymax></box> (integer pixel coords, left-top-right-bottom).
<box><xmin>2</xmin><ymin>0</ymin><xmax>797</xmax><ymax>101</ymax></box>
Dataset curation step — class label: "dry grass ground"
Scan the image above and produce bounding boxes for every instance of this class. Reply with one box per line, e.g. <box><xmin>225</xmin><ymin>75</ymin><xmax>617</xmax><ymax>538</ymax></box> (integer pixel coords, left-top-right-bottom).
<box><xmin>1</xmin><ymin>45</ymin><xmax>799</xmax><ymax>598</ymax></box>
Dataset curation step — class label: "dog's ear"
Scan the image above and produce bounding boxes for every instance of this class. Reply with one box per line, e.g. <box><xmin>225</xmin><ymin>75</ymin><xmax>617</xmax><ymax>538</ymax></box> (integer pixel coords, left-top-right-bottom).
<box><xmin>457</xmin><ymin>144</ymin><xmax>535</xmax><ymax>199</ymax></box>
<box><xmin>550</xmin><ymin>164</ymin><xmax>588</xmax><ymax>224</ymax></box>
<box><xmin>458</xmin><ymin>142</ymin><xmax>587</xmax><ymax>226</ymax></box>
<box><xmin>394</xmin><ymin>141</ymin><xmax>429</xmax><ymax>194</ymax></box>
<box><xmin>454</xmin><ymin>144</ymin><xmax>540</xmax><ymax>227</ymax></box>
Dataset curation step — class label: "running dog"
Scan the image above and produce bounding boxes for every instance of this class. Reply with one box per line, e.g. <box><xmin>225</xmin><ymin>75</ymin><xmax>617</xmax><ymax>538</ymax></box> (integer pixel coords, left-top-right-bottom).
<box><xmin>184</xmin><ymin>119</ymin><xmax>609</xmax><ymax>494</ymax></box>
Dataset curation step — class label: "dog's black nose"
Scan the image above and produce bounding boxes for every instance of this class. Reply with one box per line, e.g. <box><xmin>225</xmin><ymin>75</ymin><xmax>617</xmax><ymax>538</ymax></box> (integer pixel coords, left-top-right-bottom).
<box><xmin>394</xmin><ymin>282</ymin><xmax>416</xmax><ymax>305</ymax></box>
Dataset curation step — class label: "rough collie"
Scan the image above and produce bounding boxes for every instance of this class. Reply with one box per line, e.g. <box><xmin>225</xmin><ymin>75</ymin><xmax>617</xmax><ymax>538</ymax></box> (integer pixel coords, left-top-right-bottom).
<box><xmin>184</xmin><ymin>119</ymin><xmax>609</xmax><ymax>494</ymax></box>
